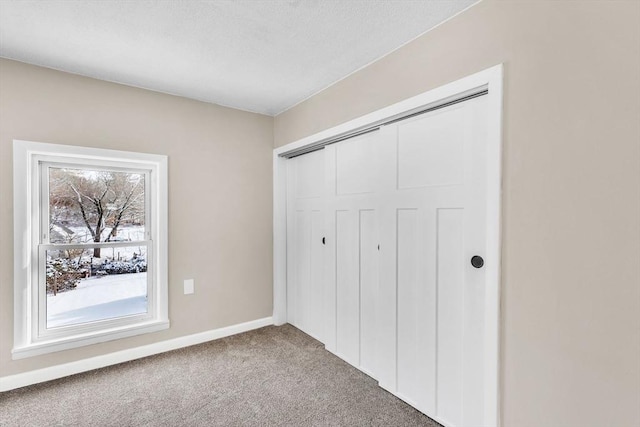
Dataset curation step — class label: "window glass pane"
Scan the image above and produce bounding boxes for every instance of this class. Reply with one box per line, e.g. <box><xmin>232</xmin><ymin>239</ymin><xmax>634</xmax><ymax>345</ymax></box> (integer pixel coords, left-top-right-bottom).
<box><xmin>48</xmin><ymin>167</ymin><xmax>145</xmax><ymax>244</ymax></box>
<box><xmin>46</xmin><ymin>246</ymin><xmax>148</xmax><ymax>328</ymax></box>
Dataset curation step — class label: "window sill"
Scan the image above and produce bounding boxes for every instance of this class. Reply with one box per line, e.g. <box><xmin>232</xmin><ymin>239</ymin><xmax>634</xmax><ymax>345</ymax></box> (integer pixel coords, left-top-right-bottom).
<box><xmin>12</xmin><ymin>319</ymin><xmax>170</xmax><ymax>360</ymax></box>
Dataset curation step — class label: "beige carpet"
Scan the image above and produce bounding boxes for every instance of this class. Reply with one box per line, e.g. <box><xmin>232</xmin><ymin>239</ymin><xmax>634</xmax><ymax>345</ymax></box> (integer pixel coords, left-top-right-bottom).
<box><xmin>0</xmin><ymin>324</ymin><xmax>441</xmax><ymax>426</ymax></box>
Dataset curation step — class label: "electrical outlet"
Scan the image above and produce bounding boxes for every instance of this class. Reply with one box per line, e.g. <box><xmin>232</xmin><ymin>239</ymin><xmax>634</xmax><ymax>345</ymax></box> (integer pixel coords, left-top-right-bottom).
<box><xmin>184</xmin><ymin>279</ymin><xmax>194</xmax><ymax>295</ymax></box>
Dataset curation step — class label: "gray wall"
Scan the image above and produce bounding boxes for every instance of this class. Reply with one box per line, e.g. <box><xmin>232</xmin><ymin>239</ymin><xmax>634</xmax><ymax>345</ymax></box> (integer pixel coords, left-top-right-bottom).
<box><xmin>274</xmin><ymin>1</ymin><xmax>640</xmax><ymax>426</ymax></box>
<box><xmin>0</xmin><ymin>58</ymin><xmax>274</xmax><ymax>377</ymax></box>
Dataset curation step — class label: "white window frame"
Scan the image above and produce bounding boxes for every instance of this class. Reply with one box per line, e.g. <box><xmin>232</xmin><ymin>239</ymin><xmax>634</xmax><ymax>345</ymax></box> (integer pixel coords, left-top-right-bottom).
<box><xmin>13</xmin><ymin>140</ymin><xmax>169</xmax><ymax>359</ymax></box>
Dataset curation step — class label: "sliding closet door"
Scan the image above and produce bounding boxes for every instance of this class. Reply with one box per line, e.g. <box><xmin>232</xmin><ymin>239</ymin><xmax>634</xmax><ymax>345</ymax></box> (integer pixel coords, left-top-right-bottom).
<box><xmin>323</xmin><ymin>132</ymin><xmax>380</xmax><ymax>377</ymax></box>
<box><xmin>285</xmin><ymin>92</ymin><xmax>494</xmax><ymax>427</ymax></box>
<box><xmin>377</xmin><ymin>96</ymin><xmax>489</xmax><ymax>427</ymax></box>
<box><xmin>286</xmin><ymin>149</ymin><xmax>325</xmax><ymax>342</ymax></box>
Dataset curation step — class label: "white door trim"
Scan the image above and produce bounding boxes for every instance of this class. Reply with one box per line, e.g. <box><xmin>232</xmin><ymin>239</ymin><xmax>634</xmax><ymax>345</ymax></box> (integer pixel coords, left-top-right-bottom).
<box><xmin>273</xmin><ymin>64</ymin><xmax>503</xmax><ymax>426</ymax></box>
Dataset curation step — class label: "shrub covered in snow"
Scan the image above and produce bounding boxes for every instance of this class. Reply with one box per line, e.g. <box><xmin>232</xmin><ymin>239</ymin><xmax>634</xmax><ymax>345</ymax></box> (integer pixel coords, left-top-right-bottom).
<box><xmin>46</xmin><ymin>258</ymin><xmax>87</xmax><ymax>294</ymax></box>
<box><xmin>98</xmin><ymin>256</ymin><xmax>147</xmax><ymax>275</ymax></box>
<box><xmin>47</xmin><ymin>251</ymin><xmax>147</xmax><ymax>295</ymax></box>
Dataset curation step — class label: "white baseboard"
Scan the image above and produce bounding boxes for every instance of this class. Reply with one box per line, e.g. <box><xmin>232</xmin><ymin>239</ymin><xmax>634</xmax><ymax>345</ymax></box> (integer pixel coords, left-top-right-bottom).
<box><xmin>0</xmin><ymin>316</ymin><xmax>273</xmax><ymax>392</ymax></box>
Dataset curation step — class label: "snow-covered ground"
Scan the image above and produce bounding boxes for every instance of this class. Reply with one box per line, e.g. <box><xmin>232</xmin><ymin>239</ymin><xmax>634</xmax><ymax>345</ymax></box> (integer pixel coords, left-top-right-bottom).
<box><xmin>47</xmin><ymin>272</ymin><xmax>147</xmax><ymax>328</ymax></box>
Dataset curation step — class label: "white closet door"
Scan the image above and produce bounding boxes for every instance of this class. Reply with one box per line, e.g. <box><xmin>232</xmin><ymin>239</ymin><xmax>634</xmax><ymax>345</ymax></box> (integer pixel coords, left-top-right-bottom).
<box><xmin>286</xmin><ymin>149</ymin><xmax>325</xmax><ymax>342</ymax></box>
<box><xmin>377</xmin><ymin>96</ymin><xmax>489</xmax><ymax>427</ymax></box>
<box><xmin>285</xmin><ymin>93</ymin><xmax>493</xmax><ymax>427</ymax></box>
<box><xmin>323</xmin><ymin>132</ymin><xmax>380</xmax><ymax>376</ymax></box>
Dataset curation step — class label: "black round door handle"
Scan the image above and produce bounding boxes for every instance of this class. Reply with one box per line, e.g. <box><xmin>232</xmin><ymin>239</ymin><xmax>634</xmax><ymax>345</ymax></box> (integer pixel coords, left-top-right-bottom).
<box><xmin>471</xmin><ymin>255</ymin><xmax>484</xmax><ymax>269</ymax></box>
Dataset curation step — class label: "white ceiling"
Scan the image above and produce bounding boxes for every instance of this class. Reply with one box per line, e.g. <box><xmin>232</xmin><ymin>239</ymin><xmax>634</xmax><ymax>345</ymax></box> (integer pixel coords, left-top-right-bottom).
<box><xmin>0</xmin><ymin>0</ymin><xmax>478</xmax><ymax>116</ymax></box>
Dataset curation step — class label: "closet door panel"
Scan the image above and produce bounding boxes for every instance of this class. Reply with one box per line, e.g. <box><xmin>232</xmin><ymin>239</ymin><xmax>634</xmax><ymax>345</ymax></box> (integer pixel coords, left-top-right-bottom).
<box><xmin>335</xmin><ymin>210</ymin><xmax>359</xmax><ymax>366</ymax></box>
<box><xmin>308</xmin><ymin>210</ymin><xmax>324</xmax><ymax>341</ymax></box>
<box><xmin>396</xmin><ymin>208</ymin><xmax>420</xmax><ymax>403</ymax></box>
<box><xmin>436</xmin><ymin>208</ymin><xmax>465</xmax><ymax>426</ymax></box>
<box><xmin>286</xmin><ymin>150</ymin><xmax>325</xmax><ymax>341</ymax></box>
<box><xmin>323</xmin><ymin>133</ymin><xmax>381</xmax><ymax>375</ymax></box>
<box><xmin>377</xmin><ymin>96</ymin><xmax>490</xmax><ymax>427</ymax></box>
<box><xmin>294</xmin><ymin>210</ymin><xmax>310</xmax><ymax>331</ymax></box>
<box><xmin>359</xmin><ymin>209</ymin><xmax>378</xmax><ymax>376</ymax></box>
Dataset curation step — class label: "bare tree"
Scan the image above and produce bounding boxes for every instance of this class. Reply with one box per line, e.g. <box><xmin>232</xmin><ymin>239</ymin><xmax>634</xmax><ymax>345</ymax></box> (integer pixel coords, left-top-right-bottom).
<box><xmin>49</xmin><ymin>168</ymin><xmax>145</xmax><ymax>257</ymax></box>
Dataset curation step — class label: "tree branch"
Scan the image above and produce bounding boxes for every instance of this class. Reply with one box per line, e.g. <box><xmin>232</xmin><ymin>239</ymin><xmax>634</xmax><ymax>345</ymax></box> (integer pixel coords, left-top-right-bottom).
<box><xmin>69</xmin><ymin>184</ymin><xmax>96</xmax><ymax>240</ymax></box>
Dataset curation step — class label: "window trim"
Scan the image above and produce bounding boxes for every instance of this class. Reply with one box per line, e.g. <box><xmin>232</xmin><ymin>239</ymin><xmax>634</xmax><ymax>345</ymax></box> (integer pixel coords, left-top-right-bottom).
<box><xmin>13</xmin><ymin>140</ymin><xmax>169</xmax><ymax>359</ymax></box>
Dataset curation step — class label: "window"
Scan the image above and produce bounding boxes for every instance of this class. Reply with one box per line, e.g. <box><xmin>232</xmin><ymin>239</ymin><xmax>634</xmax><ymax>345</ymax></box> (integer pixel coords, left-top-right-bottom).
<box><xmin>13</xmin><ymin>140</ymin><xmax>169</xmax><ymax>359</ymax></box>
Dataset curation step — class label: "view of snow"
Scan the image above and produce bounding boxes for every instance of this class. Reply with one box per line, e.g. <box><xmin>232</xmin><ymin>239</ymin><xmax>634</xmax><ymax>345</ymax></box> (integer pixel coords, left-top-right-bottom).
<box><xmin>45</xmin><ymin>169</ymin><xmax>150</xmax><ymax>329</ymax></box>
<box><xmin>47</xmin><ymin>272</ymin><xmax>147</xmax><ymax>328</ymax></box>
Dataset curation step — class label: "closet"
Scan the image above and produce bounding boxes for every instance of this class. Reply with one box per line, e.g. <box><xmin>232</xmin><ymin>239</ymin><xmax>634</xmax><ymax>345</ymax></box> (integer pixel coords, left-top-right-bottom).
<box><xmin>284</xmin><ymin>92</ymin><xmax>494</xmax><ymax>427</ymax></box>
